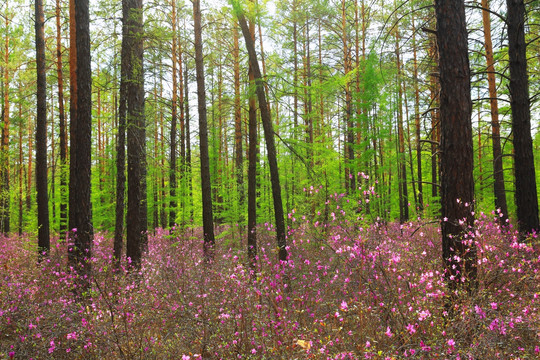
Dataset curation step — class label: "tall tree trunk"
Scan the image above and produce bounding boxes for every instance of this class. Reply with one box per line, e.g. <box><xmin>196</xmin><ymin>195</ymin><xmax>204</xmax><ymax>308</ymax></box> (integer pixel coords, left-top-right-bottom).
<box><xmin>178</xmin><ymin>45</ymin><xmax>186</xmax><ymax>227</ymax></box>
<box><xmin>233</xmin><ymin>26</ymin><xmax>244</xmax><ymax>225</ymax></box>
<box><xmin>303</xmin><ymin>16</ymin><xmax>313</xmax><ymax>165</ymax></box>
<box><xmin>193</xmin><ymin>0</ymin><xmax>215</xmax><ymax>259</ymax></box>
<box><xmin>125</xmin><ymin>0</ymin><xmax>147</xmax><ymax>267</ymax></box>
<box><xmin>342</xmin><ymin>0</ymin><xmax>355</xmax><ymax>192</ymax></box>
<box><xmin>435</xmin><ymin>0</ymin><xmax>477</xmax><ymax>289</ymax></box>
<box><xmin>69</xmin><ymin>0</ymin><xmax>93</xmax><ymax>279</ymax></box>
<box><xmin>482</xmin><ymin>0</ymin><xmax>507</xmax><ymax>223</ymax></box>
<box><xmin>184</xmin><ymin>64</ymin><xmax>194</xmax><ymax>224</ymax></box>
<box><xmin>17</xmin><ymin>91</ymin><xmax>23</xmax><ymax>235</ymax></box>
<box><xmin>1</xmin><ymin>8</ymin><xmax>10</xmax><ymax>234</ymax></box>
<box><xmin>26</xmin><ymin>116</ymin><xmax>33</xmax><ymax>211</ymax></box>
<box><xmin>233</xmin><ymin>0</ymin><xmax>288</xmax><ymax>263</ymax></box>
<box><xmin>159</xmin><ymin>61</ymin><xmax>167</xmax><ymax>229</ymax></box>
<box><xmin>395</xmin><ymin>25</ymin><xmax>408</xmax><ymax>223</ymax></box>
<box><xmin>169</xmin><ymin>0</ymin><xmax>178</xmax><ymax>229</ymax></box>
<box><xmin>56</xmin><ymin>0</ymin><xmax>68</xmax><ymax>236</ymax></box>
<box><xmin>429</xmin><ymin>38</ymin><xmax>439</xmax><ymax>205</ymax></box>
<box><xmin>292</xmin><ymin>0</ymin><xmax>298</xmax><ymax>209</ymax></box>
<box><xmin>114</xmin><ymin>0</ymin><xmax>129</xmax><ymax>262</ymax></box>
<box><xmin>35</xmin><ymin>0</ymin><xmax>50</xmax><ymax>253</ymax></box>
<box><xmin>506</xmin><ymin>0</ymin><xmax>539</xmax><ymax>235</ymax></box>
<box><xmin>412</xmin><ymin>15</ymin><xmax>423</xmax><ymax>214</ymax></box>
<box><xmin>247</xmin><ymin>17</ymin><xmax>258</xmax><ymax>270</ymax></box>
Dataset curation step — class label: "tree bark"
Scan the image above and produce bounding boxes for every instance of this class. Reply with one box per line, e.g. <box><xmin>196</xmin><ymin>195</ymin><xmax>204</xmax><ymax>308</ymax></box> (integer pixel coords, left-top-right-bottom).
<box><xmin>506</xmin><ymin>0</ymin><xmax>539</xmax><ymax>235</ymax></box>
<box><xmin>56</xmin><ymin>0</ymin><xmax>68</xmax><ymax>236</ymax></box>
<box><xmin>125</xmin><ymin>0</ymin><xmax>147</xmax><ymax>267</ymax></box>
<box><xmin>247</xmin><ymin>17</ymin><xmax>258</xmax><ymax>270</ymax></box>
<box><xmin>169</xmin><ymin>0</ymin><xmax>178</xmax><ymax>229</ymax></box>
<box><xmin>114</xmin><ymin>0</ymin><xmax>129</xmax><ymax>263</ymax></box>
<box><xmin>435</xmin><ymin>0</ymin><xmax>476</xmax><ymax>289</ymax></box>
<box><xmin>68</xmin><ymin>0</ymin><xmax>93</xmax><ymax>279</ymax></box>
<box><xmin>1</xmin><ymin>8</ymin><xmax>10</xmax><ymax>234</ymax></box>
<box><xmin>35</xmin><ymin>0</ymin><xmax>50</xmax><ymax>254</ymax></box>
<box><xmin>342</xmin><ymin>0</ymin><xmax>355</xmax><ymax>192</ymax></box>
<box><xmin>412</xmin><ymin>15</ymin><xmax>424</xmax><ymax>214</ymax></box>
<box><xmin>233</xmin><ymin>1</ymin><xmax>288</xmax><ymax>263</ymax></box>
<box><xmin>233</xmin><ymin>26</ymin><xmax>244</xmax><ymax>223</ymax></box>
<box><xmin>395</xmin><ymin>25</ymin><xmax>408</xmax><ymax>223</ymax></box>
<box><xmin>193</xmin><ymin>0</ymin><xmax>216</xmax><ymax>259</ymax></box>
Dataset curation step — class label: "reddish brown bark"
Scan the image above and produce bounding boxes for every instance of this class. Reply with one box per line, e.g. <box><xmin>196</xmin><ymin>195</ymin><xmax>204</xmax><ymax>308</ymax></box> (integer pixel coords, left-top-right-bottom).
<box><xmin>56</xmin><ymin>0</ymin><xmax>68</xmax><ymax>235</ymax></box>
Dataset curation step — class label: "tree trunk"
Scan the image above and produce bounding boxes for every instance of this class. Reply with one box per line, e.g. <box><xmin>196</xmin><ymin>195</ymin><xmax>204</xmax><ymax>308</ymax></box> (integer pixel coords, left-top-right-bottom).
<box><xmin>35</xmin><ymin>0</ymin><xmax>50</xmax><ymax>254</ymax></box>
<box><xmin>184</xmin><ymin>65</ymin><xmax>194</xmax><ymax>224</ymax></box>
<box><xmin>412</xmin><ymin>15</ymin><xmax>423</xmax><ymax>214</ymax></box>
<box><xmin>69</xmin><ymin>0</ymin><xmax>93</xmax><ymax>279</ymax></box>
<box><xmin>125</xmin><ymin>0</ymin><xmax>147</xmax><ymax>267</ymax></box>
<box><xmin>233</xmin><ymin>0</ymin><xmax>288</xmax><ymax>263</ymax></box>
<box><xmin>342</xmin><ymin>0</ymin><xmax>355</xmax><ymax>192</ymax></box>
<box><xmin>169</xmin><ymin>0</ymin><xmax>178</xmax><ymax>229</ymax></box>
<box><xmin>506</xmin><ymin>0</ymin><xmax>539</xmax><ymax>235</ymax></box>
<box><xmin>435</xmin><ymin>0</ymin><xmax>476</xmax><ymax>289</ymax></box>
<box><xmin>233</xmin><ymin>26</ymin><xmax>244</xmax><ymax>224</ymax></box>
<box><xmin>429</xmin><ymin>38</ymin><xmax>439</xmax><ymax>205</ymax></box>
<box><xmin>114</xmin><ymin>0</ymin><xmax>129</xmax><ymax>263</ymax></box>
<box><xmin>56</xmin><ymin>0</ymin><xmax>68</xmax><ymax>236</ymax></box>
<box><xmin>17</xmin><ymin>91</ymin><xmax>23</xmax><ymax>235</ymax></box>
<box><xmin>247</xmin><ymin>17</ymin><xmax>258</xmax><ymax>270</ymax></box>
<box><xmin>1</xmin><ymin>8</ymin><xmax>10</xmax><ymax>234</ymax></box>
<box><xmin>482</xmin><ymin>0</ymin><xmax>507</xmax><ymax>223</ymax></box>
<box><xmin>395</xmin><ymin>25</ymin><xmax>408</xmax><ymax>223</ymax></box>
<box><xmin>193</xmin><ymin>0</ymin><xmax>216</xmax><ymax>259</ymax></box>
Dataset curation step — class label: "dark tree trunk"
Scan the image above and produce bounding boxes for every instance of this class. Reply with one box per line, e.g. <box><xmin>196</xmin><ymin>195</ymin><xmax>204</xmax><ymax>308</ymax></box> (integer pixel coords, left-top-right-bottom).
<box><xmin>233</xmin><ymin>1</ymin><xmax>288</xmax><ymax>263</ymax></box>
<box><xmin>435</xmin><ymin>0</ymin><xmax>476</xmax><ymax>289</ymax></box>
<box><xmin>342</xmin><ymin>0</ymin><xmax>355</xmax><ymax>192</ymax></box>
<box><xmin>114</xmin><ymin>0</ymin><xmax>129</xmax><ymax>263</ymax></box>
<box><xmin>482</xmin><ymin>0</ymin><xmax>508</xmax><ymax>224</ymax></box>
<box><xmin>1</xmin><ymin>9</ymin><xmax>10</xmax><ymax>235</ymax></box>
<box><xmin>247</xmin><ymin>20</ymin><xmax>258</xmax><ymax>270</ymax></box>
<box><xmin>56</xmin><ymin>0</ymin><xmax>68</xmax><ymax>236</ymax></box>
<box><xmin>68</xmin><ymin>0</ymin><xmax>93</xmax><ymax>277</ymax></box>
<box><xmin>184</xmin><ymin>65</ymin><xmax>194</xmax><ymax>224</ymax></box>
<box><xmin>193</xmin><ymin>0</ymin><xmax>216</xmax><ymax>259</ymax></box>
<box><xmin>395</xmin><ymin>28</ymin><xmax>408</xmax><ymax>223</ymax></box>
<box><xmin>125</xmin><ymin>0</ymin><xmax>147</xmax><ymax>267</ymax></box>
<box><xmin>506</xmin><ymin>0</ymin><xmax>539</xmax><ymax>236</ymax></box>
<box><xmin>412</xmin><ymin>15</ymin><xmax>423</xmax><ymax>214</ymax></box>
<box><xmin>233</xmin><ymin>26</ymin><xmax>244</xmax><ymax>223</ymax></box>
<box><xmin>429</xmin><ymin>38</ymin><xmax>439</xmax><ymax>204</ymax></box>
<box><xmin>35</xmin><ymin>0</ymin><xmax>50</xmax><ymax>254</ymax></box>
<box><xmin>169</xmin><ymin>0</ymin><xmax>178</xmax><ymax>229</ymax></box>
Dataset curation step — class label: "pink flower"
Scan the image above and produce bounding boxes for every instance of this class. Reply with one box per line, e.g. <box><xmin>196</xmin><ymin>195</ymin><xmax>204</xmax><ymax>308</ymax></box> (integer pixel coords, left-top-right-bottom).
<box><xmin>406</xmin><ymin>323</ymin><xmax>416</xmax><ymax>334</ymax></box>
<box><xmin>48</xmin><ymin>340</ymin><xmax>56</xmax><ymax>353</ymax></box>
<box><xmin>385</xmin><ymin>326</ymin><xmax>393</xmax><ymax>337</ymax></box>
<box><xmin>475</xmin><ymin>305</ymin><xmax>486</xmax><ymax>319</ymax></box>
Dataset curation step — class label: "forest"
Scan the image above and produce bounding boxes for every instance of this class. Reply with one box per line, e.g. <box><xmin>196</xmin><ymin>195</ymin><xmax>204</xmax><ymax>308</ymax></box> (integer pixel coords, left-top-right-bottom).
<box><xmin>0</xmin><ymin>0</ymin><xmax>539</xmax><ymax>358</ymax></box>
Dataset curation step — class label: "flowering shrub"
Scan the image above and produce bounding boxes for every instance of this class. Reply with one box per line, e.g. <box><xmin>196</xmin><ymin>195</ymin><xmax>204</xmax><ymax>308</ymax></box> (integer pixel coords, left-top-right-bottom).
<box><xmin>0</xmin><ymin>200</ymin><xmax>538</xmax><ymax>359</ymax></box>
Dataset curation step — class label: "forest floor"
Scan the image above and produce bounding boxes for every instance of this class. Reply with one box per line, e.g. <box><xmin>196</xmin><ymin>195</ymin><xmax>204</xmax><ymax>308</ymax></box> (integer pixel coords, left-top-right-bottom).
<box><xmin>0</xmin><ymin>209</ymin><xmax>539</xmax><ymax>359</ymax></box>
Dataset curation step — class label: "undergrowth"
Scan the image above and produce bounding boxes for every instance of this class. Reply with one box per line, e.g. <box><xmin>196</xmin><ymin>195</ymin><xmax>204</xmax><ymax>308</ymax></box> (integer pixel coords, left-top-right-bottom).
<box><xmin>0</xmin><ymin>195</ymin><xmax>538</xmax><ymax>359</ymax></box>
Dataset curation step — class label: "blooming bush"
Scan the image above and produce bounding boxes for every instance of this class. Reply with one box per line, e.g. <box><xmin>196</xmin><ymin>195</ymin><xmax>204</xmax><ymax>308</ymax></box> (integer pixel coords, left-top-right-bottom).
<box><xmin>0</xmin><ymin>197</ymin><xmax>538</xmax><ymax>359</ymax></box>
